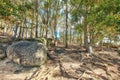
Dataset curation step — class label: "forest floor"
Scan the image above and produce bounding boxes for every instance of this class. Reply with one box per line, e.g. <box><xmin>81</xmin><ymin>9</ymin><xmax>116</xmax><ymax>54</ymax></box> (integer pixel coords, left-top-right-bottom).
<box><xmin>0</xmin><ymin>43</ymin><xmax>120</xmax><ymax>80</ymax></box>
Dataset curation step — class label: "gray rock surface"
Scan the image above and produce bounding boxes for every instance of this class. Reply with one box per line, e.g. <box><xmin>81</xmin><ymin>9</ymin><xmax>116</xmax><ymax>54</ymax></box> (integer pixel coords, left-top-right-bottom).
<box><xmin>6</xmin><ymin>41</ymin><xmax>47</xmax><ymax>66</ymax></box>
<box><xmin>0</xmin><ymin>44</ymin><xmax>7</xmax><ymax>59</ymax></box>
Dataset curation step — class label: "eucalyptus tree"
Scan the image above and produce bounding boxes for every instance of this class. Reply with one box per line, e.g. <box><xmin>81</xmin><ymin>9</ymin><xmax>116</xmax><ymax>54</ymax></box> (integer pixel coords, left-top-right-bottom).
<box><xmin>0</xmin><ymin>0</ymin><xmax>19</xmax><ymax>37</ymax></box>
<box><xmin>12</xmin><ymin>0</ymin><xmax>34</xmax><ymax>38</ymax></box>
<box><xmin>64</xmin><ymin>0</ymin><xmax>68</xmax><ymax>48</ymax></box>
<box><xmin>70</xmin><ymin>0</ymin><xmax>92</xmax><ymax>52</ymax></box>
<box><xmin>89</xmin><ymin>0</ymin><xmax>120</xmax><ymax>47</ymax></box>
<box><xmin>70</xmin><ymin>0</ymin><xmax>120</xmax><ymax>52</ymax></box>
<box><xmin>70</xmin><ymin>0</ymin><xmax>106</xmax><ymax>52</ymax></box>
<box><xmin>49</xmin><ymin>0</ymin><xmax>62</xmax><ymax>46</ymax></box>
<box><xmin>61</xmin><ymin>0</ymin><xmax>75</xmax><ymax>47</ymax></box>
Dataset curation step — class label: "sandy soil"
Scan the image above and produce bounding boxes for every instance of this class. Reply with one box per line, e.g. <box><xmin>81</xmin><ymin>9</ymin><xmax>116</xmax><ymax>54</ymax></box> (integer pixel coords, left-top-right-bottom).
<box><xmin>0</xmin><ymin>46</ymin><xmax>120</xmax><ymax>80</ymax></box>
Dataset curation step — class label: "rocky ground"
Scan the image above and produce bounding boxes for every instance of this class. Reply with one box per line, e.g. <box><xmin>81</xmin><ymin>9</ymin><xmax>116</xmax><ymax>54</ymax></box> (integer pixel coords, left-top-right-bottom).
<box><xmin>0</xmin><ymin>44</ymin><xmax>120</xmax><ymax>80</ymax></box>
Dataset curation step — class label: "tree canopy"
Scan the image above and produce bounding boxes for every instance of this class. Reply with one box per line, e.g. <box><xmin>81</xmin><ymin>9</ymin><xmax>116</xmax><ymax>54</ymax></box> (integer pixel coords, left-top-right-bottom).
<box><xmin>0</xmin><ymin>0</ymin><xmax>120</xmax><ymax>49</ymax></box>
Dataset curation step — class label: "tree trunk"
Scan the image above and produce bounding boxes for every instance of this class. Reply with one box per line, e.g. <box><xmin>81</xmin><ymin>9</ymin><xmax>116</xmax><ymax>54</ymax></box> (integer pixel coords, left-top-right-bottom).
<box><xmin>45</xmin><ymin>2</ymin><xmax>49</xmax><ymax>47</ymax></box>
<box><xmin>54</xmin><ymin>0</ymin><xmax>59</xmax><ymax>47</ymax></box>
<box><xmin>70</xmin><ymin>27</ymin><xmax>72</xmax><ymax>44</ymax></box>
<box><xmin>54</xmin><ymin>15</ymin><xmax>57</xmax><ymax>47</ymax></box>
<box><xmin>18</xmin><ymin>26</ymin><xmax>22</xmax><ymax>38</ymax></box>
<box><xmin>35</xmin><ymin>0</ymin><xmax>38</xmax><ymax>38</ymax></box>
<box><xmin>3</xmin><ymin>26</ymin><xmax>7</xmax><ymax>36</ymax></box>
<box><xmin>41</xmin><ymin>27</ymin><xmax>44</xmax><ymax>37</ymax></box>
<box><xmin>85</xmin><ymin>25</ymin><xmax>89</xmax><ymax>51</ymax></box>
<box><xmin>39</xmin><ymin>24</ymin><xmax>42</xmax><ymax>37</ymax></box>
<box><xmin>24</xmin><ymin>18</ymin><xmax>28</xmax><ymax>38</ymax></box>
<box><xmin>30</xmin><ymin>20</ymin><xmax>33</xmax><ymax>38</ymax></box>
<box><xmin>84</xmin><ymin>6</ymin><xmax>93</xmax><ymax>53</ymax></box>
<box><xmin>13</xmin><ymin>23</ymin><xmax>18</xmax><ymax>39</ymax></box>
<box><xmin>84</xmin><ymin>24</ymin><xmax>93</xmax><ymax>53</ymax></box>
<box><xmin>65</xmin><ymin>0</ymin><xmax>68</xmax><ymax>48</ymax></box>
<box><xmin>21</xmin><ymin>22</ymin><xmax>24</xmax><ymax>39</ymax></box>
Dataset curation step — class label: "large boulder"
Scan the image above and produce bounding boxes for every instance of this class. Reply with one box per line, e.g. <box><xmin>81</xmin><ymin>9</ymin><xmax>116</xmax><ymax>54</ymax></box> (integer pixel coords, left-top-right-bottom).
<box><xmin>6</xmin><ymin>41</ymin><xmax>47</xmax><ymax>66</ymax></box>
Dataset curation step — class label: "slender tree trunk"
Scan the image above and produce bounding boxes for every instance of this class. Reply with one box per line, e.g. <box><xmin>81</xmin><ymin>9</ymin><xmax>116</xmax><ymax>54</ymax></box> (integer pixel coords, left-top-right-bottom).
<box><xmin>54</xmin><ymin>0</ymin><xmax>59</xmax><ymax>47</ymax></box>
<box><xmin>84</xmin><ymin>6</ymin><xmax>93</xmax><ymax>53</ymax></box>
<box><xmin>35</xmin><ymin>0</ymin><xmax>38</xmax><ymax>38</ymax></box>
<box><xmin>31</xmin><ymin>7</ymin><xmax>35</xmax><ymax>38</ymax></box>
<box><xmin>3</xmin><ymin>21</ymin><xmax>7</xmax><ymax>35</ymax></box>
<box><xmin>65</xmin><ymin>0</ymin><xmax>68</xmax><ymax>48</ymax></box>
<box><xmin>30</xmin><ymin>20</ymin><xmax>33</xmax><ymax>38</ymax></box>
<box><xmin>84</xmin><ymin>23</ymin><xmax>93</xmax><ymax>53</ymax></box>
<box><xmin>21</xmin><ymin>22</ymin><xmax>24</xmax><ymax>38</ymax></box>
<box><xmin>80</xmin><ymin>34</ymin><xmax>82</xmax><ymax>46</ymax></box>
<box><xmin>18</xmin><ymin>26</ymin><xmax>22</xmax><ymax>38</ymax></box>
<box><xmin>41</xmin><ymin>27</ymin><xmax>44</xmax><ymax>37</ymax></box>
<box><xmin>24</xmin><ymin>18</ymin><xmax>28</xmax><ymax>38</ymax></box>
<box><xmin>70</xmin><ymin>27</ymin><xmax>72</xmax><ymax>44</ymax></box>
<box><xmin>13</xmin><ymin>23</ymin><xmax>18</xmax><ymax>39</ymax></box>
<box><xmin>39</xmin><ymin>24</ymin><xmax>42</xmax><ymax>37</ymax></box>
<box><xmin>84</xmin><ymin>24</ymin><xmax>88</xmax><ymax>49</ymax></box>
<box><xmin>30</xmin><ymin>27</ymin><xmax>33</xmax><ymax>38</ymax></box>
<box><xmin>25</xmin><ymin>28</ymin><xmax>28</xmax><ymax>38</ymax></box>
<box><xmin>63</xmin><ymin>32</ymin><xmax>65</xmax><ymax>44</ymax></box>
<box><xmin>45</xmin><ymin>2</ymin><xmax>49</xmax><ymax>46</ymax></box>
<box><xmin>3</xmin><ymin>26</ymin><xmax>7</xmax><ymax>36</ymax></box>
<box><xmin>54</xmin><ymin>16</ymin><xmax>57</xmax><ymax>46</ymax></box>
<box><xmin>40</xmin><ymin>26</ymin><xmax>43</xmax><ymax>37</ymax></box>
<box><xmin>45</xmin><ymin>2</ymin><xmax>49</xmax><ymax>39</ymax></box>
<box><xmin>22</xmin><ymin>28</ymin><xmax>24</xmax><ymax>38</ymax></box>
<box><xmin>0</xmin><ymin>21</ymin><xmax>4</xmax><ymax>34</ymax></box>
